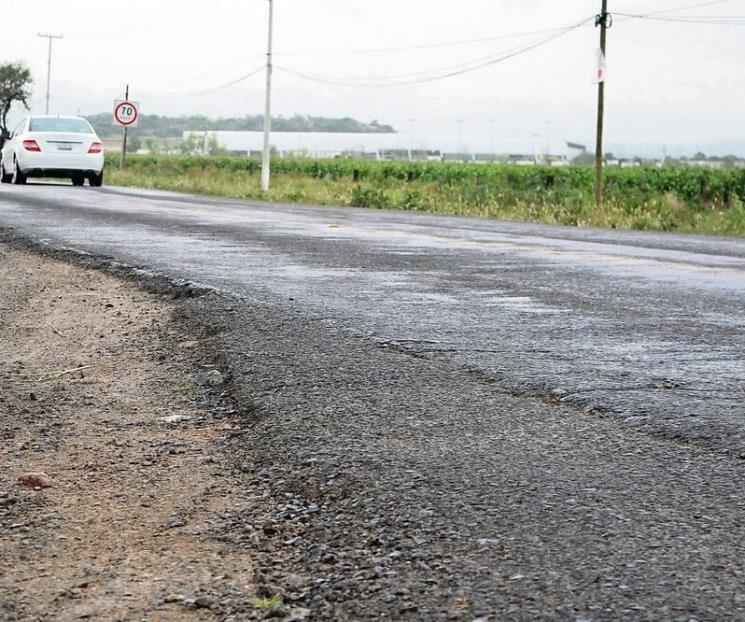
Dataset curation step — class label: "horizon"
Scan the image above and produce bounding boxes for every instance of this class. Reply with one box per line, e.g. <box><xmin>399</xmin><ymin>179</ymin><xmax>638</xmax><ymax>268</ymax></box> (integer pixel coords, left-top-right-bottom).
<box><xmin>5</xmin><ymin>0</ymin><xmax>744</xmax><ymax>158</ymax></box>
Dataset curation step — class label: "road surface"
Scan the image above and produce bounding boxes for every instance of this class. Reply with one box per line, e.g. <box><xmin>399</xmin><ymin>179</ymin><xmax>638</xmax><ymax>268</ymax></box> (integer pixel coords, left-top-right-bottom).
<box><xmin>1</xmin><ymin>183</ymin><xmax>744</xmax><ymax>620</ymax></box>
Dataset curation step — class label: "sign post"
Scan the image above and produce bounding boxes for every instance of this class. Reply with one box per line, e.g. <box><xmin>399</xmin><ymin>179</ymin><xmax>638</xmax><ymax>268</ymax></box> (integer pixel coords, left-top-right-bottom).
<box><xmin>113</xmin><ymin>86</ymin><xmax>140</xmax><ymax>170</ymax></box>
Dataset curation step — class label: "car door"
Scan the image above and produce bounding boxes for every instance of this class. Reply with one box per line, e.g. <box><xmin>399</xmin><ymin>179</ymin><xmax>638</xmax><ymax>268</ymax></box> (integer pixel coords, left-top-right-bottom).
<box><xmin>0</xmin><ymin>122</ymin><xmax>14</xmax><ymax>168</ymax></box>
<box><xmin>2</xmin><ymin>118</ymin><xmax>25</xmax><ymax>171</ymax></box>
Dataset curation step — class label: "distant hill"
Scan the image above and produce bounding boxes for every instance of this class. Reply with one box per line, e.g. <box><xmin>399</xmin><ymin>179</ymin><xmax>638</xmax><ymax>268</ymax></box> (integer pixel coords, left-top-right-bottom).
<box><xmin>88</xmin><ymin>113</ymin><xmax>396</xmax><ymax>139</ymax></box>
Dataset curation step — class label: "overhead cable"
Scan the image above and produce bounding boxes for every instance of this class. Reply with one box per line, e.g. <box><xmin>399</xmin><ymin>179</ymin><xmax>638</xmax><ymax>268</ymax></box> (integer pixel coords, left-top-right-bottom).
<box><xmin>274</xmin><ymin>23</ymin><xmax>586</xmax><ymax>56</ymax></box>
<box><xmin>276</xmin><ymin>18</ymin><xmax>593</xmax><ymax>89</ymax></box>
<box><xmin>141</xmin><ymin>65</ymin><xmax>265</xmax><ymax>98</ymax></box>
<box><xmin>642</xmin><ymin>0</ymin><xmax>738</xmax><ymax>16</ymax></box>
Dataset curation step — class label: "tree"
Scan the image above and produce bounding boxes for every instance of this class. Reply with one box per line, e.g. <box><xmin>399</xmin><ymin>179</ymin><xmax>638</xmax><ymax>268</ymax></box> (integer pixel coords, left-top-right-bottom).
<box><xmin>722</xmin><ymin>154</ymin><xmax>738</xmax><ymax>169</ymax></box>
<box><xmin>0</xmin><ymin>62</ymin><xmax>32</xmax><ymax>137</ymax></box>
<box><xmin>572</xmin><ymin>151</ymin><xmax>595</xmax><ymax>165</ymax></box>
<box><xmin>127</xmin><ymin>135</ymin><xmax>142</xmax><ymax>153</ymax></box>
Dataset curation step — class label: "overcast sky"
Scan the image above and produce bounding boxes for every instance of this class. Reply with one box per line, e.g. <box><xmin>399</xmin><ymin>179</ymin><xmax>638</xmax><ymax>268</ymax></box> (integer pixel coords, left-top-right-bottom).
<box><xmin>4</xmin><ymin>0</ymin><xmax>745</xmax><ymax>156</ymax></box>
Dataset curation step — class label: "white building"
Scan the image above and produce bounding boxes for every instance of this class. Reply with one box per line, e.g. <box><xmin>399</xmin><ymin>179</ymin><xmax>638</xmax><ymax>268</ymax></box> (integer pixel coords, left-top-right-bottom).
<box><xmin>184</xmin><ymin>131</ymin><xmax>401</xmax><ymax>158</ymax></box>
<box><xmin>183</xmin><ymin>130</ymin><xmax>572</xmax><ymax>162</ymax></box>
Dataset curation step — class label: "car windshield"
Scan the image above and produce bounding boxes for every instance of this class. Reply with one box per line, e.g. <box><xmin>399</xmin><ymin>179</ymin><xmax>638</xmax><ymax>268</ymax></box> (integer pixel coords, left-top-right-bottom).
<box><xmin>29</xmin><ymin>117</ymin><xmax>94</xmax><ymax>133</ymax></box>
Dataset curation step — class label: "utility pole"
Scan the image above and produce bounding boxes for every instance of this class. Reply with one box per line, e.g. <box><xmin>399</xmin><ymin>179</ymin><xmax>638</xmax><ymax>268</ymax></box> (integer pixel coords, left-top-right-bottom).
<box><xmin>120</xmin><ymin>85</ymin><xmax>129</xmax><ymax>171</ymax></box>
<box><xmin>38</xmin><ymin>33</ymin><xmax>63</xmax><ymax>115</ymax></box>
<box><xmin>594</xmin><ymin>1</ymin><xmax>610</xmax><ymax>208</ymax></box>
<box><xmin>261</xmin><ymin>0</ymin><xmax>274</xmax><ymax>192</ymax></box>
<box><xmin>408</xmin><ymin>118</ymin><xmax>416</xmax><ymax>161</ymax></box>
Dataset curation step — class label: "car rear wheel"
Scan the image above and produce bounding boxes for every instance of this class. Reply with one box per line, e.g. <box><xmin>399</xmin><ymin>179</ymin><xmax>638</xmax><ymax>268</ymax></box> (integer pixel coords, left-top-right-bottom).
<box><xmin>0</xmin><ymin>162</ymin><xmax>11</xmax><ymax>184</ymax></box>
<box><xmin>89</xmin><ymin>171</ymin><xmax>103</xmax><ymax>188</ymax></box>
<box><xmin>12</xmin><ymin>160</ymin><xmax>26</xmax><ymax>185</ymax></box>
<box><xmin>72</xmin><ymin>174</ymin><xmax>85</xmax><ymax>186</ymax></box>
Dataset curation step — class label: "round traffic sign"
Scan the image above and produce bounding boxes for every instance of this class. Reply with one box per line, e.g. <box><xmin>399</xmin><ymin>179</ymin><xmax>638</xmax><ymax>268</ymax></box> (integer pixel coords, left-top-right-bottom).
<box><xmin>114</xmin><ymin>101</ymin><xmax>139</xmax><ymax>126</ymax></box>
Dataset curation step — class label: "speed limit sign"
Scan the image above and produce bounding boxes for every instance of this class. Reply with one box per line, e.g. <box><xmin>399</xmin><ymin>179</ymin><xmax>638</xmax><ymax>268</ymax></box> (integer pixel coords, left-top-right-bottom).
<box><xmin>113</xmin><ymin>99</ymin><xmax>140</xmax><ymax>127</ymax></box>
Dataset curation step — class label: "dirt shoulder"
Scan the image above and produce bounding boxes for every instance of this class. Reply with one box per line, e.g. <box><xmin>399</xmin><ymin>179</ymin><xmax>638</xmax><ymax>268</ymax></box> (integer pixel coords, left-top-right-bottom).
<box><xmin>0</xmin><ymin>245</ymin><xmax>264</xmax><ymax>620</ymax></box>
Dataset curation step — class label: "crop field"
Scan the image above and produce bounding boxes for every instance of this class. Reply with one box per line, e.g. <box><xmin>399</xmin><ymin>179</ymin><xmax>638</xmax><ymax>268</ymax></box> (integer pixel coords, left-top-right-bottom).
<box><xmin>107</xmin><ymin>155</ymin><xmax>745</xmax><ymax>236</ymax></box>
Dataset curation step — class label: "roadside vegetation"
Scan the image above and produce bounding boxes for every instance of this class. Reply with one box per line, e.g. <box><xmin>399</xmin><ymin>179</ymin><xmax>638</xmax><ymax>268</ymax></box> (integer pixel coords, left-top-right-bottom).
<box><xmin>0</xmin><ymin>62</ymin><xmax>32</xmax><ymax>138</ymax></box>
<box><xmin>107</xmin><ymin>155</ymin><xmax>745</xmax><ymax>237</ymax></box>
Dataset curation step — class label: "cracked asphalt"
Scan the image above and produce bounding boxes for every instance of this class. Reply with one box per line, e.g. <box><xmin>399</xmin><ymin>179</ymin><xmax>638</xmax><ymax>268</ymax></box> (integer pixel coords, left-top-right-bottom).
<box><xmin>1</xmin><ymin>183</ymin><xmax>744</xmax><ymax>620</ymax></box>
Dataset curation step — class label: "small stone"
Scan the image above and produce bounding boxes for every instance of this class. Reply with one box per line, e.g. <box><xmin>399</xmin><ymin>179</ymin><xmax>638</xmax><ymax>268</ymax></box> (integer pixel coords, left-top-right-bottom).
<box><xmin>284</xmin><ymin>574</ymin><xmax>308</xmax><ymax>590</ymax></box>
<box><xmin>206</xmin><ymin>370</ymin><xmax>224</xmax><ymax>387</ymax></box>
<box><xmin>193</xmin><ymin>596</ymin><xmax>215</xmax><ymax>609</ymax></box>
<box><xmin>262</xmin><ymin>604</ymin><xmax>289</xmax><ymax>619</ymax></box>
<box><xmin>17</xmin><ymin>473</ymin><xmax>52</xmax><ymax>489</ymax></box>
<box><xmin>257</xmin><ymin>583</ymin><xmax>284</xmax><ymax>598</ymax></box>
<box><xmin>159</xmin><ymin>415</ymin><xmax>191</xmax><ymax>424</ymax></box>
<box><xmin>287</xmin><ymin>607</ymin><xmax>311</xmax><ymax>621</ymax></box>
<box><xmin>163</xmin><ymin>594</ymin><xmax>184</xmax><ymax>603</ymax></box>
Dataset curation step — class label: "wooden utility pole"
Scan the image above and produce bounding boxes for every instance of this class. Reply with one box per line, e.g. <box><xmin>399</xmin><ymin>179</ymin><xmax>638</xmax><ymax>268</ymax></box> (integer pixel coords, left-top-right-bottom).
<box><xmin>261</xmin><ymin>0</ymin><xmax>274</xmax><ymax>192</ymax></box>
<box><xmin>594</xmin><ymin>0</ymin><xmax>610</xmax><ymax>209</ymax></box>
<box><xmin>38</xmin><ymin>33</ymin><xmax>63</xmax><ymax>115</ymax></box>
<box><xmin>120</xmin><ymin>85</ymin><xmax>129</xmax><ymax>171</ymax></box>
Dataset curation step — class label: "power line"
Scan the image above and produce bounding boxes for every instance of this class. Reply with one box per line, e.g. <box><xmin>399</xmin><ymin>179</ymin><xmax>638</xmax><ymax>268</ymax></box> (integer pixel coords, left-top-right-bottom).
<box><xmin>67</xmin><ymin>0</ymin><xmax>266</xmax><ymax>41</ymax></box>
<box><xmin>615</xmin><ymin>12</ymin><xmax>745</xmax><ymax>24</ymax></box>
<box><xmin>276</xmin><ymin>18</ymin><xmax>593</xmax><ymax>89</ymax></box>
<box><xmin>140</xmin><ymin>65</ymin><xmax>265</xmax><ymax>99</ymax></box>
<box><xmin>190</xmin><ymin>66</ymin><xmax>266</xmax><ymax>96</ymax></box>
<box><xmin>616</xmin><ymin>0</ymin><xmax>745</xmax><ymax>22</ymax></box>
<box><xmin>279</xmin><ymin>33</ymin><xmax>579</xmax><ymax>85</ymax></box>
<box><xmin>65</xmin><ymin>0</ymin><xmax>202</xmax><ymax>40</ymax></box>
<box><xmin>142</xmin><ymin>55</ymin><xmax>265</xmax><ymax>95</ymax></box>
<box><xmin>643</xmin><ymin>0</ymin><xmax>738</xmax><ymax>16</ymax></box>
<box><xmin>274</xmin><ymin>23</ymin><xmax>587</xmax><ymax>57</ymax></box>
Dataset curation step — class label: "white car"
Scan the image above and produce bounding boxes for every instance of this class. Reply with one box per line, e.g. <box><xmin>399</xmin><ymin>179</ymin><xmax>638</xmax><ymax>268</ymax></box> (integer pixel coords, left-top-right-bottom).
<box><xmin>0</xmin><ymin>115</ymin><xmax>104</xmax><ymax>187</ymax></box>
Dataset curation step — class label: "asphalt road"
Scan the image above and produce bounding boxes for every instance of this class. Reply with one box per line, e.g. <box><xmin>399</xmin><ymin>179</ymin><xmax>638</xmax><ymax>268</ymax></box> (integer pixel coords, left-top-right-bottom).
<box><xmin>1</xmin><ymin>183</ymin><xmax>744</xmax><ymax>620</ymax></box>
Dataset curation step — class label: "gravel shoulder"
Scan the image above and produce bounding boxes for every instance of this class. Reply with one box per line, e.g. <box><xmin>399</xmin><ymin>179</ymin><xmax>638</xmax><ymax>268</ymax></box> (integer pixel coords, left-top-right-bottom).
<box><xmin>0</xmin><ymin>245</ymin><xmax>258</xmax><ymax>620</ymax></box>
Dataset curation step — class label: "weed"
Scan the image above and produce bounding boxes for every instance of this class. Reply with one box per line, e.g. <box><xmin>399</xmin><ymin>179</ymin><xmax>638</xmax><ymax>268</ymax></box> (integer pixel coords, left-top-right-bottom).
<box><xmin>251</xmin><ymin>596</ymin><xmax>282</xmax><ymax>610</ymax></box>
<box><xmin>106</xmin><ymin>155</ymin><xmax>745</xmax><ymax>237</ymax></box>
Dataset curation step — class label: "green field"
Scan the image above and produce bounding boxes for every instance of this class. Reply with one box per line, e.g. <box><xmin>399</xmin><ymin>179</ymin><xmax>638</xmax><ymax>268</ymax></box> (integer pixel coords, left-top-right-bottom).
<box><xmin>106</xmin><ymin>155</ymin><xmax>745</xmax><ymax>237</ymax></box>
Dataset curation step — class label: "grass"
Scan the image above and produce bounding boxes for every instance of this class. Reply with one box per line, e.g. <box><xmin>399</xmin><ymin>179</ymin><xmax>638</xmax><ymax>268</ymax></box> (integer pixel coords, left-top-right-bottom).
<box><xmin>106</xmin><ymin>155</ymin><xmax>745</xmax><ymax>237</ymax></box>
<box><xmin>251</xmin><ymin>596</ymin><xmax>283</xmax><ymax>610</ymax></box>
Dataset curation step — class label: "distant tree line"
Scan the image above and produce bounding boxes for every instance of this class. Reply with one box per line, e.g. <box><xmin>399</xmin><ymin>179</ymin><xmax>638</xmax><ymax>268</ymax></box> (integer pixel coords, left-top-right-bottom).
<box><xmin>88</xmin><ymin>113</ymin><xmax>395</xmax><ymax>140</ymax></box>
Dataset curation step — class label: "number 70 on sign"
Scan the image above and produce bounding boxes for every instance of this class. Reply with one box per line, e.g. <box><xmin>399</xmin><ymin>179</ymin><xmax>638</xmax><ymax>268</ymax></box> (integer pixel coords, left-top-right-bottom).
<box><xmin>113</xmin><ymin>99</ymin><xmax>140</xmax><ymax>127</ymax></box>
